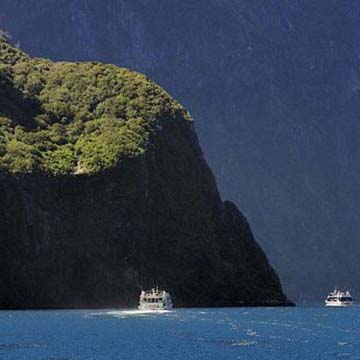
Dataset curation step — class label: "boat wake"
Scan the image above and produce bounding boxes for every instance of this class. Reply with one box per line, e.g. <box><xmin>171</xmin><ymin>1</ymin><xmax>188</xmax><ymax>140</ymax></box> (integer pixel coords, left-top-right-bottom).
<box><xmin>85</xmin><ymin>309</ymin><xmax>174</xmax><ymax>319</ymax></box>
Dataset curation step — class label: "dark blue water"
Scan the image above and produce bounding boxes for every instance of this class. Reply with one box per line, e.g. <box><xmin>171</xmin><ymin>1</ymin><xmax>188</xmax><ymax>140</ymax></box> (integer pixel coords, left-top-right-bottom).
<box><xmin>0</xmin><ymin>306</ymin><xmax>359</xmax><ymax>359</ymax></box>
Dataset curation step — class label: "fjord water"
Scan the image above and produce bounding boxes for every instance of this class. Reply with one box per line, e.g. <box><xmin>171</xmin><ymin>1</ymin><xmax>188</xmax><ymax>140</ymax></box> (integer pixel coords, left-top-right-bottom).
<box><xmin>0</xmin><ymin>307</ymin><xmax>359</xmax><ymax>360</ymax></box>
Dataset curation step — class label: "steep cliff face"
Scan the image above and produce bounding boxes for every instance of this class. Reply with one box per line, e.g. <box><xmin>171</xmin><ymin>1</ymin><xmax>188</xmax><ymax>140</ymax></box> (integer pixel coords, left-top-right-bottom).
<box><xmin>1</xmin><ymin>0</ymin><xmax>358</xmax><ymax>299</ymax></box>
<box><xmin>0</xmin><ymin>36</ymin><xmax>289</xmax><ymax>308</ymax></box>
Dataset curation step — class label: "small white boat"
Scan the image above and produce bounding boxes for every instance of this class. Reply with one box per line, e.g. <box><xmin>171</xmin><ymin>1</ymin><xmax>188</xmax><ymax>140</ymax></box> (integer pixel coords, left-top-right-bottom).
<box><xmin>138</xmin><ymin>288</ymin><xmax>173</xmax><ymax>310</ymax></box>
<box><xmin>325</xmin><ymin>288</ymin><xmax>353</xmax><ymax>307</ymax></box>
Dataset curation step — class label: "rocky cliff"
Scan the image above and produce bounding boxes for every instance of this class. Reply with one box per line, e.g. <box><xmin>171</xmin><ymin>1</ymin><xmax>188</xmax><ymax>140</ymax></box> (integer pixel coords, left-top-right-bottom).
<box><xmin>0</xmin><ymin>36</ymin><xmax>289</xmax><ymax>308</ymax></box>
<box><xmin>1</xmin><ymin>0</ymin><xmax>358</xmax><ymax>299</ymax></box>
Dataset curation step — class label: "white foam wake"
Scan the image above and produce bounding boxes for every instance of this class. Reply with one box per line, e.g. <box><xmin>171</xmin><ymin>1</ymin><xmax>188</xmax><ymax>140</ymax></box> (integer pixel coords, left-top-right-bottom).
<box><xmin>86</xmin><ymin>309</ymin><xmax>173</xmax><ymax>319</ymax></box>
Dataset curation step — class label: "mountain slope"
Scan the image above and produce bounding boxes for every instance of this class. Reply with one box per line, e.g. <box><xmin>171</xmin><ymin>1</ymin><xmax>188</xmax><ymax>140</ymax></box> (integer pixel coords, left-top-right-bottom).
<box><xmin>0</xmin><ymin>35</ymin><xmax>290</xmax><ymax>308</ymax></box>
<box><xmin>0</xmin><ymin>0</ymin><xmax>357</xmax><ymax>299</ymax></box>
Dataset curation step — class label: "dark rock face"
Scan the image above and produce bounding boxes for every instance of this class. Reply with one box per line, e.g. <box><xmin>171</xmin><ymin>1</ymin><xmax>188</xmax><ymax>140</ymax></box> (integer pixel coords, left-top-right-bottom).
<box><xmin>0</xmin><ymin>115</ymin><xmax>289</xmax><ymax>308</ymax></box>
<box><xmin>1</xmin><ymin>0</ymin><xmax>358</xmax><ymax>300</ymax></box>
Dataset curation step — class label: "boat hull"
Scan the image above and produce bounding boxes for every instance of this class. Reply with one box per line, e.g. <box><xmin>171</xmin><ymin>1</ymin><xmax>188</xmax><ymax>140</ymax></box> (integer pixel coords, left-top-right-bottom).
<box><xmin>138</xmin><ymin>304</ymin><xmax>172</xmax><ymax>311</ymax></box>
<box><xmin>325</xmin><ymin>301</ymin><xmax>353</xmax><ymax>307</ymax></box>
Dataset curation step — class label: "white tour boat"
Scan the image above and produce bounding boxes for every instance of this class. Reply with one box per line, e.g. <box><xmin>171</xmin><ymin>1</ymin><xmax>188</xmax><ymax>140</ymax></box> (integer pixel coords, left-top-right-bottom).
<box><xmin>325</xmin><ymin>288</ymin><xmax>353</xmax><ymax>307</ymax></box>
<box><xmin>138</xmin><ymin>288</ymin><xmax>173</xmax><ymax>310</ymax></box>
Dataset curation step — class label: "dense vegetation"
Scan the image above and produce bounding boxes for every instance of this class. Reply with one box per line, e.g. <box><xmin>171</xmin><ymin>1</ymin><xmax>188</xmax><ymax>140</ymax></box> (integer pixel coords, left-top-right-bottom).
<box><xmin>0</xmin><ymin>35</ymin><xmax>190</xmax><ymax>175</ymax></box>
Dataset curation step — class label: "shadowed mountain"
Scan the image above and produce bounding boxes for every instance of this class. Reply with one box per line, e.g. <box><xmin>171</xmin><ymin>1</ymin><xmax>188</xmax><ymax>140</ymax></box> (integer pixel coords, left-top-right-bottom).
<box><xmin>0</xmin><ymin>35</ymin><xmax>290</xmax><ymax>308</ymax></box>
<box><xmin>1</xmin><ymin>0</ymin><xmax>359</xmax><ymax>300</ymax></box>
